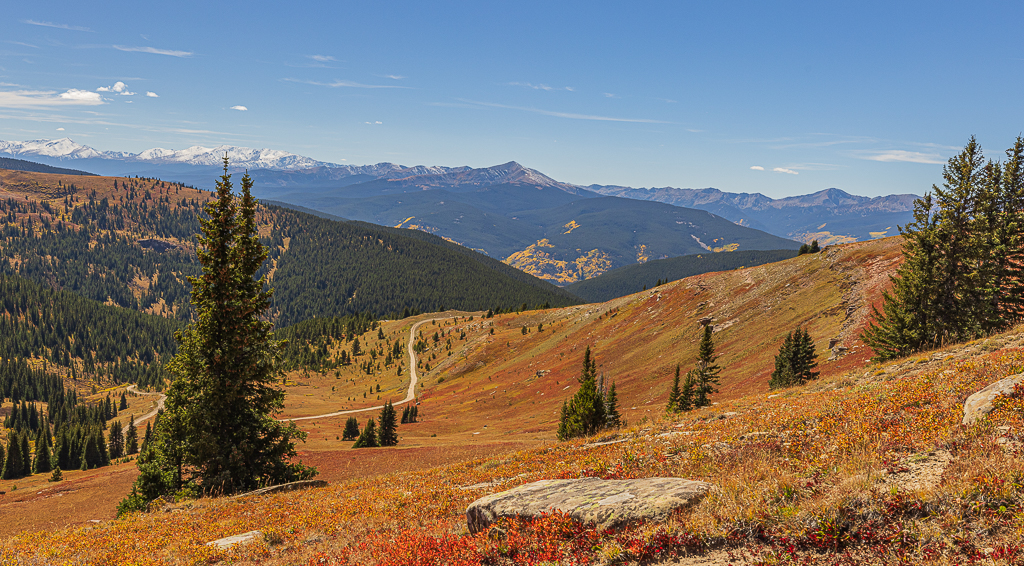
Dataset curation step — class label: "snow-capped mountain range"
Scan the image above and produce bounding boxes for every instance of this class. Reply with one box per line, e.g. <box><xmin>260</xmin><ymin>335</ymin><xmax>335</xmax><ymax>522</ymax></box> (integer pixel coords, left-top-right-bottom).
<box><xmin>0</xmin><ymin>137</ymin><xmax>919</xmax><ymax>244</ymax></box>
<box><xmin>0</xmin><ymin>138</ymin><xmax>336</xmax><ymax>170</ymax></box>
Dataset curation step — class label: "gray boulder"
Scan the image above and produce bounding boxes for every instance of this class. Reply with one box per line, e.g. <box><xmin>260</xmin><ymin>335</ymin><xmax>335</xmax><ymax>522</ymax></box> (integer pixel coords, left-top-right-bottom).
<box><xmin>466</xmin><ymin>477</ymin><xmax>711</xmax><ymax>533</ymax></box>
<box><xmin>207</xmin><ymin>530</ymin><xmax>262</xmax><ymax>550</ymax></box>
<box><xmin>963</xmin><ymin>374</ymin><xmax>1024</xmax><ymax>425</ymax></box>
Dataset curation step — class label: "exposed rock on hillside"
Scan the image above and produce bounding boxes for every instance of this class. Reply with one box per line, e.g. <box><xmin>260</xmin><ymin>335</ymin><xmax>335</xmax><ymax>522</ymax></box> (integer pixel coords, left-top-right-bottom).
<box><xmin>963</xmin><ymin>373</ymin><xmax>1024</xmax><ymax>425</ymax></box>
<box><xmin>466</xmin><ymin>477</ymin><xmax>712</xmax><ymax>533</ymax></box>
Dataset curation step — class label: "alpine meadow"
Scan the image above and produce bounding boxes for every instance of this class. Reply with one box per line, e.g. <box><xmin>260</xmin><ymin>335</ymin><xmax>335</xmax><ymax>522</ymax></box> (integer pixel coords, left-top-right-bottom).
<box><xmin>2</xmin><ymin>3</ymin><xmax>1024</xmax><ymax>565</ymax></box>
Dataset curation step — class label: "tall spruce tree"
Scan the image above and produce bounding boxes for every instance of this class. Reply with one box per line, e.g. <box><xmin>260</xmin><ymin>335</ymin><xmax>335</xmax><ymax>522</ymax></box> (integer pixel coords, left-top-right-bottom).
<box><xmin>2</xmin><ymin>431</ymin><xmax>23</xmax><ymax>479</ymax></box>
<box><xmin>122</xmin><ymin>160</ymin><xmax>314</xmax><ymax>509</ymax></box>
<box><xmin>108</xmin><ymin>420</ymin><xmax>125</xmax><ymax>460</ymax></box>
<box><xmin>557</xmin><ymin>346</ymin><xmax>607</xmax><ymax>440</ymax></box>
<box><xmin>377</xmin><ymin>401</ymin><xmax>399</xmax><ymax>447</ymax></box>
<box><xmin>864</xmin><ymin>137</ymin><xmax>1024</xmax><ymax>360</ymax></box>
<box><xmin>342</xmin><ymin>417</ymin><xmax>360</xmax><ymax>441</ymax></box>
<box><xmin>692</xmin><ymin>325</ymin><xmax>721</xmax><ymax>408</ymax></box>
<box><xmin>666</xmin><ymin>365</ymin><xmax>682</xmax><ymax>413</ymax></box>
<box><xmin>125</xmin><ymin>418</ymin><xmax>139</xmax><ymax>456</ymax></box>
<box><xmin>20</xmin><ymin>433</ymin><xmax>31</xmax><ymax>477</ymax></box>
<box><xmin>770</xmin><ymin>328</ymin><xmax>819</xmax><ymax>389</ymax></box>
<box><xmin>604</xmin><ymin>382</ymin><xmax>623</xmax><ymax>428</ymax></box>
<box><xmin>33</xmin><ymin>432</ymin><xmax>52</xmax><ymax>474</ymax></box>
<box><xmin>352</xmin><ymin>418</ymin><xmax>379</xmax><ymax>448</ymax></box>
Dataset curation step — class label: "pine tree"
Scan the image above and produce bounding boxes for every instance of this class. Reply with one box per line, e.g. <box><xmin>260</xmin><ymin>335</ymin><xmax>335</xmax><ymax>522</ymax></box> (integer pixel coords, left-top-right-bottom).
<box><xmin>604</xmin><ymin>382</ymin><xmax>623</xmax><ymax>428</ymax></box>
<box><xmin>693</xmin><ymin>325</ymin><xmax>721</xmax><ymax>408</ymax></box>
<box><xmin>119</xmin><ymin>392</ymin><xmax>128</xmax><ymax>411</ymax></box>
<box><xmin>2</xmin><ymin>431</ymin><xmax>23</xmax><ymax>479</ymax></box>
<box><xmin>131</xmin><ymin>161</ymin><xmax>313</xmax><ymax>501</ymax></box>
<box><xmin>125</xmin><ymin>417</ymin><xmax>139</xmax><ymax>456</ymax></box>
<box><xmin>679</xmin><ymin>371</ymin><xmax>695</xmax><ymax>412</ymax></box>
<box><xmin>108</xmin><ymin>420</ymin><xmax>125</xmax><ymax>460</ymax></box>
<box><xmin>770</xmin><ymin>328</ymin><xmax>819</xmax><ymax>389</ymax></box>
<box><xmin>377</xmin><ymin>401</ymin><xmax>399</xmax><ymax>447</ymax></box>
<box><xmin>352</xmin><ymin>418</ymin><xmax>378</xmax><ymax>448</ymax></box>
<box><xmin>666</xmin><ymin>365</ymin><xmax>681</xmax><ymax>413</ymax></box>
<box><xmin>342</xmin><ymin>417</ymin><xmax>360</xmax><ymax>441</ymax></box>
<box><xmin>20</xmin><ymin>433</ymin><xmax>31</xmax><ymax>476</ymax></box>
<box><xmin>863</xmin><ymin>137</ymin><xmax>1024</xmax><ymax>360</ymax></box>
<box><xmin>33</xmin><ymin>432</ymin><xmax>52</xmax><ymax>474</ymax></box>
<box><xmin>557</xmin><ymin>346</ymin><xmax>607</xmax><ymax>440</ymax></box>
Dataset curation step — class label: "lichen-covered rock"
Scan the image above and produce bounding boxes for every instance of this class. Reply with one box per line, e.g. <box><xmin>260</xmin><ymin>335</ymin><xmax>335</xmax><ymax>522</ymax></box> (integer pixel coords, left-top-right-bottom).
<box><xmin>206</xmin><ymin>530</ymin><xmax>262</xmax><ymax>550</ymax></box>
<box><xmin>963</xmin><ymin>374</ymin><xmax>1024</xmax><ymax>425</ymax></box>
<box><xmin>466</xmin><ymin>477</ymin><xmax>712</xmax><ymax>534</ymax></box>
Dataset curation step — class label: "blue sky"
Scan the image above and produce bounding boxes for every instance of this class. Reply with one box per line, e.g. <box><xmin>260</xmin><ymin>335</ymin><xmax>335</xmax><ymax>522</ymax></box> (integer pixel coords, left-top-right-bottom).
<box><xmin>1</xmin><ymin>1</ymin><xmax>1022</xmax><ymax>198</ymax></box>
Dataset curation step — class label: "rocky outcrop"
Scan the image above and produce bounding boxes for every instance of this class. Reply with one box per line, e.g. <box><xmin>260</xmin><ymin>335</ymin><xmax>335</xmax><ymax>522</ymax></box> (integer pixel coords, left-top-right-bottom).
<box><xmin>206</xmin><ymin>530</ymin><xmax>262</xmax><ymax>550</ymax></box>
<box><xmin>466</xmin><ymin>477</ymin><xmax>712</xmax><ymax>534</ymax></box>
<box><xmin>963</xmin><ymin>374</ymin><xmax>1024</xmax><ymax>425</ymax></box>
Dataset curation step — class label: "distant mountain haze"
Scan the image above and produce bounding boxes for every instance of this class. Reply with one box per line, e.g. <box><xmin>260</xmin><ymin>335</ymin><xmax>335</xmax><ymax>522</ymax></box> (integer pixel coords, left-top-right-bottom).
<box><xmin>1</xmin><ymin>138</ymin><xmax>917</xmax><ymax>283</ymax></box>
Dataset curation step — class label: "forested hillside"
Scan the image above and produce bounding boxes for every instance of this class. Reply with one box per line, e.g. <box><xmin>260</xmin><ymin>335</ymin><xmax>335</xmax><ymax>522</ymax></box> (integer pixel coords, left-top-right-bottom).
<box><xmin>0</xmin><ymin>167</ymin><xmax>580</xmax><ymax>330</ymax></box>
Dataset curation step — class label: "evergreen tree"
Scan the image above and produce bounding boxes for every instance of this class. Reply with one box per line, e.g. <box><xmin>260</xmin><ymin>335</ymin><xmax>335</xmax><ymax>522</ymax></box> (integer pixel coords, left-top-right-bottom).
<box><xmin>377</xmin><ymin>401</ymin><xmax>399</xmax><ymax>447</ymax></box>
<box><xmin>119</xmin><ymin>392</ymin><xmax>128</xmax><ymax>411</ymax></box>
<box><xmin>2</xmin><ymin>431</ymin><xmax>23</xmax><ymax>479</ymax></box>
<box><xmin>109</xmin><ymin>420</ymin><xmax>125</xmax><ymax>460</ymax></box>
<box><xmin>33</xmin><ymin>432</ymin><xmax>52</xmax><ymax>474</ymax></box>
<box><xmin>128</xmin><ymin>161</ymin><xmax>313</xmax><ymax>503</ymax></box>
<box><xmin>20</xmin><ymin>433</ymin><xmax>31</xmax><ymax>476</ymax></box>
<box><xmin>864</xmin><ymin>137</ymin><xmax>1024</xmax><ymax>360</ymax></box>
<box><xmin>809</xmin><ymin>240</ymin><xmax>820</xmax><ymax>253</ymax></box>
<box><xmin>666</xmin><ymin>365</ymin><xmax>681</xmax><ymax>413</ymax></box>
<box><xmin>557</xmin><ymin>346</ymin><xmax>607</xmax><ymax>440</ymax></box>
<box><xmin>352</xmin><ymin>418</ymin><xmax>378</xmax><ymax>448</ymax></box>
<box><xmin>125</xmin><ymin>417</ymin><xmax>139</xmax><ymax>456</ymax></box>
<box><xmin>693</xmin><ymin>325</ymin><xmax>721</xmax><ymax>408</ymax></box>
<box><xmin>604</xmin><ymin>382</ymin><xmax>623</xmax><ymax>428</ymax></box>
<box><xmin>769</xmin><ymin>328</ymin><xmax>819</xmax><ymax>389</ymax></box>
<box><xmin>679</xmin><ymin>371</ymin><xmax>695</xmax><ymax>412</ymax></box>
<box><xmin>342</xmin><ymin>417</ymin><xmax>360</xmax><ymax>441</ymax></box>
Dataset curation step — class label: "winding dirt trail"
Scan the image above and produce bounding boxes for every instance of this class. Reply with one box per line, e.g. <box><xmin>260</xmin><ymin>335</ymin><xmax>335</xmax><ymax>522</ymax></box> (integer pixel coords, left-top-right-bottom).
<box><xmin>282</xmin><ymin>317</ymin><xmax>439</xmax><ymax>422</ymax></box>
<box><xmin>127</xmin><ymin>384</ymin><xmax>166</xmax><ymax>427</ymax></box>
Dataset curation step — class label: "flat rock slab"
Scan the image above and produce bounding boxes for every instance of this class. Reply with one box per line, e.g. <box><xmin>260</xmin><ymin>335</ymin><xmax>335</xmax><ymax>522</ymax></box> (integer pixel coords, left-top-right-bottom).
<box><xmin>963</xmin><ymin>374</ymin><xmax>1024</xmax><ymax>425</ymax></box>
<box><xmin>207</xmin><ymin>530</ymin><xmax>262</xmax><ymax>550</ymax></box>
<box><xmin>466</xmin><ymin>477</ymin><xmax>712</xmax><ymax>533</ymax></box>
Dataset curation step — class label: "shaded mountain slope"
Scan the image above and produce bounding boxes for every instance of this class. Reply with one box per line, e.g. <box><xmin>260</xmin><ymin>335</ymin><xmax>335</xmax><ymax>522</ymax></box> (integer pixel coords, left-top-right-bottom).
<box><xmin>0</xmin><ymin>168</ymin><xmax>581</xmax><ymax>329</ymax></box>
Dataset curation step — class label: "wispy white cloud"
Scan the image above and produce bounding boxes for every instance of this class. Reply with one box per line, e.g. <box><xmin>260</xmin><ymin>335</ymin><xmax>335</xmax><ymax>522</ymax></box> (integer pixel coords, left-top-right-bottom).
<box><xmin>773</xmin><ymin>167</ymin><xmax>799</xmax><ymax>175</ymax></box>
<box><xmin>458</xmin><ymin>99</ymin><xmax>670</xmax><ymax>124</ymax></box>
<box><xmin>309</xmin><ymin>55</ymin><xmax>336</xmax><ymax>62</ymax></box>
<box><xmin>364</xmin><ymin>121</ymin><xmax>382</xmax><ymax>124</ymax></box>
<box><xmin>146</xmin><ymin>91</ymin><xmax>159</xmax><ymax>98</ymax></box>
<box><xmin>56</xmin><ymin>127</ymin><xmax>64</xmax><ymax>131</ymax></box>
<box><xmin>603</xmin><ymin>93</ymin><xmax>619</xmax><ymax>98</ymax></box>
<box><xmin>113</xmin><ymin>45</ymin><xmax>192</xmax><ymax>57</ymax></box>
<box><xmin>0</xmin><ymin>89</ymin><xmax>105</xmax><ymax>108</ymax></box>
<box><xmin>283</xmin><ymin>78</ymin><xmax>411</xmax><ymax>89</ymax></box>
<box><xmin>508</xmin><ymin>82</ymin><xmax>574</xmax><ymax>92</ymax></box>
<box><xmin>230</xmin><ymin>105</ymin><xmax>248</xmax><ymax>111</ymax></box>
<box><xmin>750</xmin><ymin>165</ymin><xmax>764</xmax><ymax>171</ymax></box>
<box><xmin>853</xmin><ymin>149</ymin><xmax>945</xmax><ymax>164</ymax></box>
<box><xmin>382</xmin><ymin>74</ymin><xmax>405</xmax><ymax>80</ymax></box>
<box><xmin>6</xmin><ymin>41</ymin><xmax>39</xmax><ymax>49</ymax></box>
<box><xmin>23</xmin><ymin>19</ymin><xmax>93</xmax><ymax>32</ymax></box>
<box><xmin>97</xmin><ymin>81</ymin><xmax>135</xmax><ymax>95</ymax></box>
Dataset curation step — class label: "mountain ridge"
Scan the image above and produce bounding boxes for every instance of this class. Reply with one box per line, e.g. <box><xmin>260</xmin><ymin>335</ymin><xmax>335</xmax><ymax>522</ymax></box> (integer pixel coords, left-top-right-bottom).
<box><xmin>1</xmin><ymin>138</ymin><xmax>920</xmax><ymax>245</ymax></box>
